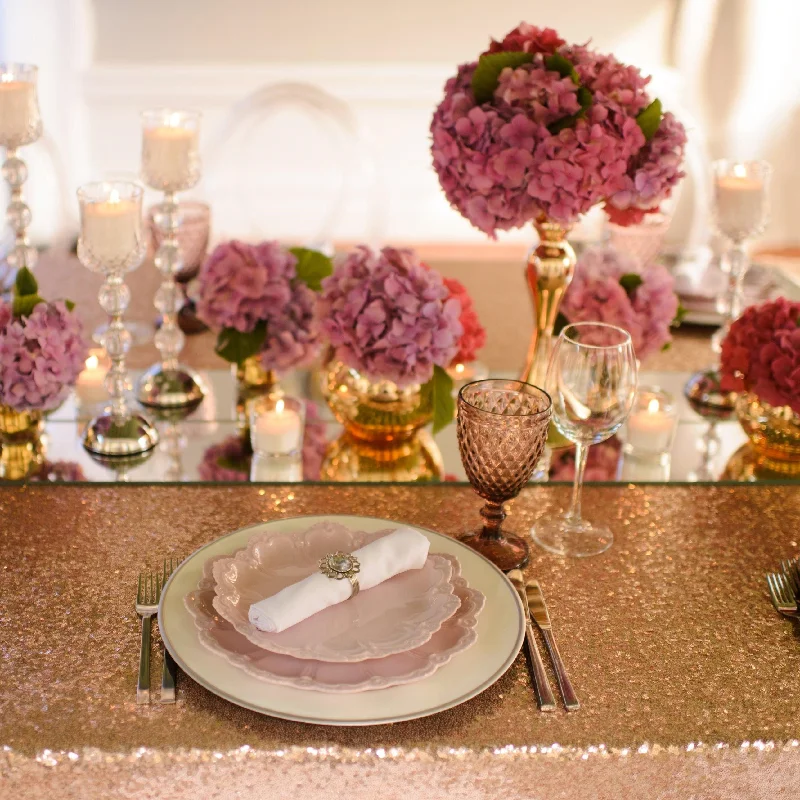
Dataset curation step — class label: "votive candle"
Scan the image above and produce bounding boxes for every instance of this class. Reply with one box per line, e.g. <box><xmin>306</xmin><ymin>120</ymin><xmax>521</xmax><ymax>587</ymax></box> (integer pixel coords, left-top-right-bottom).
<box><xmin>623</xmin><ymin>388</ymin><xmax>678</xmax><ymax>457</ymax></box>
<box><xmin>250</xmin><ymin>397</ymin><xmax>305</xmax><ymax>456</ymax></box>
<box><xmin>80</xmin><ymin>188</ymin><xmax>141</xmax><ymax>265</ymax></box>
<box><xmin>0</xmin><ymin>77</ymin><xmax>36</xmax><ymax>145</ymax></box>
<box><xmin>142</xmin><ymin>111</ymin><xmax>200</xmax><ymax>192</ymax></box>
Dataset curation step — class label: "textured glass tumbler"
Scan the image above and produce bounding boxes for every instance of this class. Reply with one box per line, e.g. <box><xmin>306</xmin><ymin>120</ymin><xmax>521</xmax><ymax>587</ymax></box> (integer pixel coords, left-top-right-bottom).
<box><xmin>457</xmin><ymin>380</ymin><xmax>552</xmax><ymax>572</ymax></box>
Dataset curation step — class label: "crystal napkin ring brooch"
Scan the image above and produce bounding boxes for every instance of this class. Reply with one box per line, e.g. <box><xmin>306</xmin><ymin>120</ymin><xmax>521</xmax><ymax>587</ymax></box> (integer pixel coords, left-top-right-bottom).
<box><xmin>319</xmin><ymin>552</ymin><xmax>361</xmax><ymax>598</ymax></box>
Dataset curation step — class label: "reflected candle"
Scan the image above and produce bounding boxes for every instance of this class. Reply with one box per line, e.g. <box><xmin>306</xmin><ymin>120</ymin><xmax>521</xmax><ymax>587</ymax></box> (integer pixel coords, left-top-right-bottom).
<box><xmin>142</xmin><ymin>121</ymin><xmax>199</xmax><ymax>191</ymax></box>
<box><xmin>250</xmin><ymin>454</ymin><xmax>303</xmax><ymax>482</ymax></box>
<box><xmin>75</xmin><ymin>350</ymin><xmax>108</xmax><ymax>409</ymax></box>
<box><xmin>251</xmin><ymin>398</ymin><xmax>304</xmax><ymax>456</ymax></box>
<box><xmin>81</xmin><ymin>189</ymin><xmax>140</xmax><ymax>264</ymax></box>
<box><xmin>0</xmin><ymin>77</ymin><xmax>35</xmax><ymax>145</ymax></box>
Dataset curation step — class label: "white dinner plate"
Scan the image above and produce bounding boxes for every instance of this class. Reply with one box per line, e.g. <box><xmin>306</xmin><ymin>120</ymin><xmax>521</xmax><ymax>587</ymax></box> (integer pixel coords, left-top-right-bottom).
<box><xmin>159</xmin><ymin>514</ymin><xmax>525</xmax><ymax>726</ymax></box>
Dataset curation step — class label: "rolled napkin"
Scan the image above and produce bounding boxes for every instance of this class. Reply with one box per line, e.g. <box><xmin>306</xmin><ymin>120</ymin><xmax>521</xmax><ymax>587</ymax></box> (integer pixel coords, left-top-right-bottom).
<box><xmin>248</xmin><ymin>527</ymin><xmax>430</xmax><ymax>633</ymax></box>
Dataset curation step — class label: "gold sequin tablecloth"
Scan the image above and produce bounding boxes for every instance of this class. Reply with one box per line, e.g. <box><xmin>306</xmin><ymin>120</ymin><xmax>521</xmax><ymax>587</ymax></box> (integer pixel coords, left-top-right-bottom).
<box><xmin>2</xmin><ymin>483</ymin><xmax>800</xmax><ymax>799</ymax></box>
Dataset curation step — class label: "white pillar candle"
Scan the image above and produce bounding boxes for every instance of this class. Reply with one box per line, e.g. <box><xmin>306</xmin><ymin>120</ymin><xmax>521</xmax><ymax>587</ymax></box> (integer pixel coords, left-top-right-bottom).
<box><xmin>142</xmin><ymin>125</ymin><xmax>199</xmax><ymax>191</ymax></box>
<box><xmin>624</xmin><ymin>396</ymin><xmax>678</xmax><ymax>455</ymax></box>
<box><xmin>715</xmin><ymin>173</ymin><xmax>765</xmax><ymax>239</ymax></box>
<box><xmin>75</xmin><ymin>351</ymin><xmax>108</xmax><ymax>410</ymax></box>
<box><xmin>251</xmin><ymin>399</ymin><xmax>303</xmax><ymax>455</ymax></box>
<box><xmin>0</xmin><ymin>79</ymin><xmax>35</xmax><ymax>145</ymax></box>
<box><xmin>81</xmin><ymin>190</ymin><xmax>141</xmax><ymax>264</ymax></box>
<box><xmin>250</xmin><ymin>454</ymin><xmax>303</xmax><ymax>482</ymax></box>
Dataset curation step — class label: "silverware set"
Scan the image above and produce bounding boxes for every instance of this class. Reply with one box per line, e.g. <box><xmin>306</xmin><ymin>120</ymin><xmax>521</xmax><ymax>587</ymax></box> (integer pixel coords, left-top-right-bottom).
<box><xmin>767</xmin><ymin>559</ymin><xmax>800</xmax><ymax>620</ymax></box>
<box><xmin>135</xmin><ymin>557</ymin><xmax>181</xmax><ymax>704</ymax></box>
<box><xmin>509</xmin><ymin>570</ymin><xmax>579</xmax><ymax>711</ymax></box>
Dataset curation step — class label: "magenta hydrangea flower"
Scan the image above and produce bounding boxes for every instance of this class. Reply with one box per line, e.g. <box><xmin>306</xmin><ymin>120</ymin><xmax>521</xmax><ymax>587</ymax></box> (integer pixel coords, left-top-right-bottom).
<box><xmin>0</xmin><ymin>299</ymin><xmax>89</xmax><ymax>412</ymax></box>
<box><xmin>430</xmin><ymin>24</ymin><xmax>686</xmax><ymax>236</ymax></box>
<box><xmin>320</xmin><ymin>246</ymin><xmax>463</xmax><ymax>387</ymax></box>
<box><xmin>197</xmin><ymin>240</ymin><xmax>321</xmax><ymax>372</ymax></box>
<box><xmin>560</xmin><ymin>246</ymin><xmax>679</xmax><ymax>362</ymax></box>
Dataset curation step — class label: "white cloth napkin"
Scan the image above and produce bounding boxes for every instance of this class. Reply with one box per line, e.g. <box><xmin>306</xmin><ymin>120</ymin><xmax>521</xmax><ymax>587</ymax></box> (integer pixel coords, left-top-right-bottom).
<box><xmin>248</xmin><ymin>527</ymin><xmax>430</xmax><ymax>633</ymax></box>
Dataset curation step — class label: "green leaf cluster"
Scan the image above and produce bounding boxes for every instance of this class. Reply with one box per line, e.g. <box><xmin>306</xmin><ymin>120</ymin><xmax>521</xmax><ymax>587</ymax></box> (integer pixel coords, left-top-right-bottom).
<box><xmin>471</xmin><ymin>52</ymin><xmax>534</xmax><ymax>104</ymax></box>
<box><xmin>636</xmin><ymin>99</ymin><xmax>662</xmax><ymax>141</ymax></box>
<box><xmin>618</xmin><ymin>273</ymin><xmax>644</xmax><ymax>298</ymax></box>
<box><xmin>421</xmin><ymin>365</ymin><xmax>455</xmax><ymax>435</ymax></box>
<box><xmin>289</xmin><ymin>247</ymin><xmax>333</xmax><ymax>292</ymax></box>
<box><xmin>215</xmin><ymin>320</ymin><xmax>267</xmax><ymax>366</ymax></box>
<box><xmin>12</xmin><ymin>267</ymin><xmax>44</xmax><ymax>317</ymax></box>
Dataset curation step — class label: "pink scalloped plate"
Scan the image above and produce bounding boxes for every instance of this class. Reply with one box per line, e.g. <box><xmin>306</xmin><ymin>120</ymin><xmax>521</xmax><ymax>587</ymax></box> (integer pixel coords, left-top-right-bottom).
<box><xmin>211</xmin><ymin>521</ymin><xmax>462</xmax><ymax>662</ymax></box>
<box><xmin>186</xmin><ymin>553</ymin><xmax>484</xmax><ymax>692</ymax></box>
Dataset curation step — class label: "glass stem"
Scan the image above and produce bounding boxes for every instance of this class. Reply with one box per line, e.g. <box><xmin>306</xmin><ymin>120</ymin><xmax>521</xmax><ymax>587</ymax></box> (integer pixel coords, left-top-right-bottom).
<box><xmin>480</xmin><ymin>501</ymin><xmax>506</xmax><ymax>541</ymax></box>
<box><xmin>727</xmin><ymin>243</ymin><xmax>748</xmax><ymax>323</ymax></box>
<box><xmin>566</xmin><ymin>442</ymin><xmax>589</xmax><ymax>523</ymax></box>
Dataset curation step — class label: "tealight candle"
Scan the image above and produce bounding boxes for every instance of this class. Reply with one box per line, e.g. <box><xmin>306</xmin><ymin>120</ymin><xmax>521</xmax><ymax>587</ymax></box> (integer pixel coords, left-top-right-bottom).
<box><xmin>250</xmin><ymin>397</ymin><xmax>305</xmax><ymax>456</ymax></box>
<box><xmin>623</xmin><ymin>388</ymin><xmax>678</xmax><ymax>457</ymax></box>
<box><xmin>250</xmin><ymin>454</ymin><xmax>303</xmax><ymax>483</ymax></box>
<box><xmin>714</xmin><ymin>164</ymin><xmax>767</xmax><ymax>240</ymax></box>
<box><xmin>81</xmin><ymin>188</ymin><xmax>141</xmax><ymax>265</ymax></box>
<box><xmin>0</xmin><ymin>77</ymin><xmax>36</xmax><ymax>145</ymax></box>
<box><xmin>142</xmin><ymin>112</ymin><xmax>200</xmax><ymax>192</ymax></box>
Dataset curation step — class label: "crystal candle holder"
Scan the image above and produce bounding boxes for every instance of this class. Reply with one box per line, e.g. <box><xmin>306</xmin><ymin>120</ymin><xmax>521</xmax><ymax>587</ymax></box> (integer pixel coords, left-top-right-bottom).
<box><xmin>0</xmin><ymin>63</ymin><xmax>43</xmax><ymax>293</ymax></box>
<box><xmin>76</xmin><ymin>181</ymin><xmax>159</xmax><ymax>457</ymax></box>
<box><xmin>137</xmin><ymin>109</ymin><xmax>205</xmax><ymax>410</ymax></box>
<box><xmin>621</xmin><ymin>387</ymin><xmax>678</xmax><ymax>461</ymax></box>
<box><xmin>249</xmin><ymin>396</ymin><xmax>305</xmax><ymax>457</ymax></box>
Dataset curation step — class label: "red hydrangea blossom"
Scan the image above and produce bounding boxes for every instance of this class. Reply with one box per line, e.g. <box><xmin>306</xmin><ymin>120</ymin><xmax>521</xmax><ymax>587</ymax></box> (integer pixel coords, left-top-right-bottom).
<box><xmin>720</xmin><ymin>297</ymin><xmax>800</xmax><ymax>414</ymax></box>
<box><xmin>442</xmin><ymin>277</ymin><xmax>486</xmax><ymax>365</ymax></box>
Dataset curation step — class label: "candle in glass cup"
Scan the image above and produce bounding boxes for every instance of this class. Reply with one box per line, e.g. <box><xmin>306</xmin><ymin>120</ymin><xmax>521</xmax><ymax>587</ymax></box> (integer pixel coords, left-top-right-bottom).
<box><xmin>75</xmin><ymin>350</ymin><xmax>108</xmax><ymax>409</ymax></box>
<box><xmin>81</xmin><ymin>188</ymin><xmax>141</xmax><ymax>264</ymax></box>
<box><xmin>142</xmin><ymin>113</ymin><xmax>199</xmax><ymax>191</ymax></box>
<box><xmin>250</xmin><ymin>398</ymin><xmax>304</xmax><ymax>455</ymax></box>
<box><xmin>714</xmin><ymin>165</ymin><xmax>766</xmax><ymax>240</ymax></box>
<box><xmin>623</xmin><ymin>389</ymin><xmax>678</xmax><ymax>456</ymax></box>
<box><xmin>250</xmin><ymin>454</ymin><xmax>303</xmax><ymax>482</ymax></box>
<box><xmin>0</xmin><ymin>76</ymin><xmax>36</xmax><ymax>145</ymax></box>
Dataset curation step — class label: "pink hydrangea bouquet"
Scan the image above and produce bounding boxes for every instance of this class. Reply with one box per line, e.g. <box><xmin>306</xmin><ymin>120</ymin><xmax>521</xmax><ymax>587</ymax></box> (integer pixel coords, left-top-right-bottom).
<box><xmin>442</xmin><ymin>276</ymin><xmax>487</xmax><ymax>365</ymax></box>
<box><xmin>431</xmin><ymin>23</ymin><xmax>687</xmax><ymax>236</ymax></box>
<box><xmin>0</xmin><ymin>268</ymin><xmax>88</xmax><ymax>412</ymax></box>
<box><xmin>720</xmin><ymin>297</ymin><xmax>800</xmax><ymax>414</ymax></box>
<box><xmin>558</xmin><ymin>246</ymin><xmax>681</xmax><ymax>362</ymax></box>
<box><xmin>197</xmin><ymin>241</ymin><xmax>332</xmax><ymax>371</ymax></box>
<box><xmin>320</xmin><ymin>246</ymin><xmax>464</xmax><ymax>432</ymax></box>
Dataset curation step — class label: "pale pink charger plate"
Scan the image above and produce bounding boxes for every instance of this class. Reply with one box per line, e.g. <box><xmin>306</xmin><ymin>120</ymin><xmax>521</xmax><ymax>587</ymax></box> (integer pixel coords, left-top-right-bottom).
<box><xmin>187</xmin><ymin>553</ymin><xmax>484</xmax><ymax>692</ymax></box>
<box><xmin>211</xmin><ymin>522</ymin><xmax>462</xmax><ymax>663</ymax></box>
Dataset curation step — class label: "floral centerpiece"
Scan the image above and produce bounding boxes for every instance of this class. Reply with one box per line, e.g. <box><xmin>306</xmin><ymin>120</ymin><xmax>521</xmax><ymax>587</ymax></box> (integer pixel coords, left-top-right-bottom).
<box><xmin>720</xmin><ymin>297</ymin><xmax>800</xmax><ymax>470</ymax></box>
<box><xmin>558</xmin><ymin>245</ymin><xmax>682</xmax><ymax>362</ymax></box>
<box><xmin>197</xmin><ymin>240</ymin><xmax>332</xmax><ymax>376</ymax></box>
<box><xmin>430</xmin><ymin>22</ymin><xmax>687</xmax><ymax>383</ymax></box>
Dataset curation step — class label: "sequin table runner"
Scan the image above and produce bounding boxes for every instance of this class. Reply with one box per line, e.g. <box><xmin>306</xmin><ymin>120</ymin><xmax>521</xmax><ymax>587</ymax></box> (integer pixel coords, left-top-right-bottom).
<box><xmin>2</xmin><ymin>484</ymin><xmax>800</xmax><ymax>799</ymax></box>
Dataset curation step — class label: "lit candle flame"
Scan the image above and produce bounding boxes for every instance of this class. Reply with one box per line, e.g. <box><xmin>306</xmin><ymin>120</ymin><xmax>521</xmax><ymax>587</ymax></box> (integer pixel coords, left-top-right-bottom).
<box><xmin>168</xmin><ymin>111</ymin><xmax>182</xmax><ymax>127</ymax></box>
<box><xmin>454</xmin><ymin>363</ymin><xmax>465</xmax><ymax>375</ymax></box>
<box><xmin>108</xmin><ymin>188</ymin><xmax>120</xmax><ymax>204</ymax></box>
<box><xmin>275</xmin><ymin>398</ymin><xmax>285</xmax><ymax>414</ymax></box>
<box><xmin>647</xmin><ymin>398</ymin><xmax>660</xmax><ymax>413</ymax></box>
<box><xmin>733</xmin><ymin>163</ymin><xmax>747</xmax><ymax>179</ymax></box>
<box><xmin>85</xmin><ymin>354</ymin><xmax>99</xmax><ymax>370</ymax></box>
<box><xmin>1</xmin><ymin>73</ymin><xmax>12</xmax><ymax>84</ymax></box>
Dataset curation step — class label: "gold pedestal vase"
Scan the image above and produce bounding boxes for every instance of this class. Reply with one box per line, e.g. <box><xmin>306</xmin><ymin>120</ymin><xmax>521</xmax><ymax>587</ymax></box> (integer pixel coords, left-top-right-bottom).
<box><xmin>735</xmin><ymin>393</ymin><xmax>800</xmax><ymax>475</ymax></box>
<box><xmin>320</xmin><ymin>359</ymin><xmax>444</xmax><ymax>482</ymax></box>
<box><xmin>0</xmin><ymin>406</ymin><xmax>44</xmax><ymax>480</ymax></box>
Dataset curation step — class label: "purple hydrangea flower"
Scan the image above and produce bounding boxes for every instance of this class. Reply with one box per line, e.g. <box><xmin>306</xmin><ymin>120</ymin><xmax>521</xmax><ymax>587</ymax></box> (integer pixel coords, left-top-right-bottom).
<box><xmin>320</xmin><ymin>246</ymin><xmax>463</xmax><ymax>388</ymax></box>
<box><xmin>197</xmin><ymin>240</ymin><xmax>321</xmax><ymax>372</ymax></box>
<box><xmin>0</xmin><ymin>300</ymin><xmax>89</xmax><ymax>412</ymax></box>
<box><xmin>560</xmin><ymin>246</ymin><xmax>679</xmax><ymax>362</ymax></box>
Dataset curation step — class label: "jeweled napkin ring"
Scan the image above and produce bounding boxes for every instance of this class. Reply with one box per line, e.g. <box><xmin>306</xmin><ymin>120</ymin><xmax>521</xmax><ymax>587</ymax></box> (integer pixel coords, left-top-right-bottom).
<box><xmin>319</xmin><ymin>552</ymin><xmax>361</xmax><ymax>598</ymax></box>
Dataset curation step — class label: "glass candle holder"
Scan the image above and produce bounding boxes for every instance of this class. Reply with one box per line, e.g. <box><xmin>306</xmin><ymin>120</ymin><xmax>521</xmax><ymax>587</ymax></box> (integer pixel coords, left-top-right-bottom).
<box><xmin>249</xmin><ymin>396</ymin><xmax>305</xmax><ymax>458</ymax></box>
<box><xmin>710</xmin><ymin>159</ymin><xmax>771</xmax><ymax>353</ymax></box>
<box><xmin>137</xmin><ymin>109</ymin><xmax>205</xmax><ymax>410</ymax></box>
<box><xmin>622</xmin><ymin>387</ymin><xmax>679</xmax><ymax>461</ymax></box>
<box><xmin>0</xmin><ymin>63</ymin><xmax>43</xmax><ymax>292</ymax></box>
<box><xmin>76</xmin><ymin>181</ymin><xmax>159</xmax><ymax>457</ymax></box>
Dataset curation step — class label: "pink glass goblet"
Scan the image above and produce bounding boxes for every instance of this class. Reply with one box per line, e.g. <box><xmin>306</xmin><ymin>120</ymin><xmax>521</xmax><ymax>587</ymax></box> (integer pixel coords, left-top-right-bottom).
<box><xmin>457</xmin><ymin>379</ymin><xmax>552</xmax><ymax>571</ymax></box>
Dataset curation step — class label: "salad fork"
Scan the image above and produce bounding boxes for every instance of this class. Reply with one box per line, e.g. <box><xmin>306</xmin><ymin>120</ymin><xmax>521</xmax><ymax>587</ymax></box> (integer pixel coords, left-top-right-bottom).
<box><xmin>135</xmin><ymin>570</ymin><xmax>162</xmax><ymax>704</ymax></box>
<box><xmin>766</xmin><ymin>571</ymin><xmax>798</xmax><ymax>618</ymax></box>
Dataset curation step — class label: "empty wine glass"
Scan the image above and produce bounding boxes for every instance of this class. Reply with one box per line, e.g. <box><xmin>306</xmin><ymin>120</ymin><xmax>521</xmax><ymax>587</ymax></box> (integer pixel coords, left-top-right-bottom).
<box><xmin>457</xmin><ymin>379</ymin><xmax>551</xmax><ymax>571</ymax></box>
<box><xmin>531</xmin><ymin>323</ymin><xmax>637</xmax><ymax>557</ymax></box>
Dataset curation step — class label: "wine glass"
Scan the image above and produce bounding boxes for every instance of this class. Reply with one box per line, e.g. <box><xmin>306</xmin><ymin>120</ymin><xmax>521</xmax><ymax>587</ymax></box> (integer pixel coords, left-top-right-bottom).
<box><xmin>531</xmin><ymin>322</ymin><xmax>637</xmax><ymax>557</ymax></box>
<box><xmin>457</xmin><ymin>379</ymin><xmax>551</xmax><ymax>571</ymax></box>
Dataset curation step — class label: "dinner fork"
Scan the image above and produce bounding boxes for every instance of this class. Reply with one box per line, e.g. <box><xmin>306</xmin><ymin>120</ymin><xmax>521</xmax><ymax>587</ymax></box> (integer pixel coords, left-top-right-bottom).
<box><xmin>135</xmin><ymin>570</ymin><xmax>162</xmax><ymax>704</ymax></box>
<box><xmin>781</xmin><ymin>559</ymin><xmax>800</xmax><ymax>599</ymax></box>
<box><xmin>766</xmin><ymin>571</ymin><xmax>798</xmax><ymax>618</ymax></box>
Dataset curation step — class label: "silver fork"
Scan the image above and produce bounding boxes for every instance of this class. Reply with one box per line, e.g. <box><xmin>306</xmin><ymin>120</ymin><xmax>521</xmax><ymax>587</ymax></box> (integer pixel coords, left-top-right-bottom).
<box><xmin>159</xmin><ymin>557</ymin><xmax>181</xmax><ymax>703</ymax></box>
<box><xmin>135</xmin><ymin>570</ymin><xmax>162</xmax><ymax>704</ymax></box>
<box><xmin>767</xmin><ymin>570</ymin><xmax>798</xmax><ymax>618</ymax></box>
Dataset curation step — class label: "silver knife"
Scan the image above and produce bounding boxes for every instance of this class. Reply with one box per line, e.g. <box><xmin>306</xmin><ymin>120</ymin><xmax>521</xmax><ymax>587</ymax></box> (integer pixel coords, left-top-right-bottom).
<box><xmin>526</xmin><ymin>580</ymin><xmax>579</xmax><ymax>711</ymax></box>
<box><xmin>508</xmin><ymin>570</ymin><xmax>555</xmax><ymax>711</ymax></box>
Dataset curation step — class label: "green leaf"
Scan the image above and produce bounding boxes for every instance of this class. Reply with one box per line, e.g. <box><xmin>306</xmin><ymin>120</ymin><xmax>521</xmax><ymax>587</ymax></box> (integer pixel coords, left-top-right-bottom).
<box><xmin>471</xmin><ymin>51</ymin><xmax>533</xmax><ymax>104</ymax></box>
<box><xmin>64</xmin><ymin>299</ymin><xmax>75</xmax><ymax>312</ymax></box>
<box><xmin>289</xmin><ymin>247</ymin><xmax>333</xmax><ymax>292</ymax></box>
<box><xmin>422</xmin><ymin>365</ymin><xmax>456</xmax><ymax>435</ymax></box>
<box><xmin>544</xmin><ymin>53</ymin><xmax>579</xmax><ymax>84</ymax></box>
<box><xmin>619</xmin><ymin>273</ymin><xmax>644</xmax><ymax>298</ymax></box>
<box><xmin>636</xmin><ymin>98</ymin><xmax>662</xmax><ymax>142</ymax></box>
<box><xmin>12</xmin><ymin>293</ymin><xmax>44</xmax><ymax>317</ymax></box>
<box><xmin>671</xmin><ymin>302</ymin><xmax>688</xmax><ymax>328</ymax></box>
<box><xmin>546</xmin><ymin>85</ymin><xmax>593</xmax><ymax>135</ymax></box>
<box><xmin>215</xmin><ymin>321</ymin><xmax>268</xmax><ymax>366</ymax></box>
<box><xmin>14</xmin><ymin>266</ymin><xmax>38</xmax><ymax>298</ymax></box>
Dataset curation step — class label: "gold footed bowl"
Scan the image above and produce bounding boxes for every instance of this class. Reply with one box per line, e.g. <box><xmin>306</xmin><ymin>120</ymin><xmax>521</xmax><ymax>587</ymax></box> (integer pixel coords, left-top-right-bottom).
<box><xmin>321</xmin><ymin>360</ymin><xmax>444</xmax><ymax>482</ymax></box>
<box><xmin>0</xmin><ymin>405</ymin><xmax>45</xmax><ymax>480</ymax></box>
<box><xmin>734</xmin><ymin>393</ymin><xmax>800</xmax><ymax>475</ymax></box>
